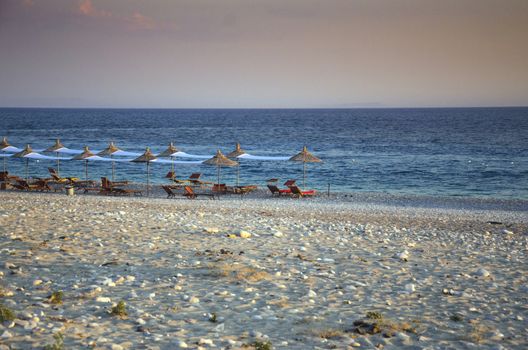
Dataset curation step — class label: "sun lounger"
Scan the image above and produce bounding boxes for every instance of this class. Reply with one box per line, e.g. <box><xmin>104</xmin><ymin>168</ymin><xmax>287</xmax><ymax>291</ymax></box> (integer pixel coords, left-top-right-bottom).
<box><xmin>233</xmin><ymin>185</ymin><xmax>258</xmax><ymax>195</ymax></box>
<box><xmin>162</xmin><ymin>185</ymin><xmax>177</xmax><ymax>198</ymax></box>
<box><xmin>48</xmin><ymin>168</ymin><xmax>79</xmax><ymax>184</ymax></box>
<box><xmin>101</xmin><ymin>177</ymin><xmax>142</xmax><ymax>196</ymax></box>
<box><xmin>183</xmin><ymin>186</ymin><xmax>216</xmax><ymax>200</ymax></box>
<box><xmin>212</xmin><ymin>183</ymin><xmax>228</xmax><ymax>194</ymax></box>
<box><xmin>188</xmin><ymin>173</ymin><xmax>212</xmax><ymax>187</ymax></box>
<box><xmin>14</xmin><ymin>179</ymin><xmax>52</xmax><ymax>192</ymax></box>
<box><xmin>288</xmin><ymin>185</ymin><xmax>316</xmax><ymax>198</ymax></box>
<box><xmin>267</xmin><ymin>184</ymin><xmax>292</xmax><ymax>196</ymax></box>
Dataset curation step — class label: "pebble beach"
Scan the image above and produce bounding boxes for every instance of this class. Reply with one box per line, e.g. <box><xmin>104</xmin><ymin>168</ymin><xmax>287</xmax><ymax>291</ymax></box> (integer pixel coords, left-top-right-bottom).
<box><xmin>0</xmin><ymin>191</ymin><xmax>527</xmax><ymax>349</ymax></box>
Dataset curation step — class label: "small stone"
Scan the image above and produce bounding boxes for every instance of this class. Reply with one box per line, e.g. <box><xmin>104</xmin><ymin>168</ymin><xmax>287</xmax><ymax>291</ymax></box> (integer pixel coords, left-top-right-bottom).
<box><xmin>1</xmin><ymin>331</ymin><xmax>12</xmax><ymax>339</ymax></box>
<box><xmin>273</xmin><ymin>231</ymin><xmax>284</xmax><ymax>238</ymax></box>
<box><xmin>405</xmin><ymin>284</ymin><xmax>415</xmax><ymax>293</ymax></box>
<box><xmin>33</xmin><ymin>279</ymin><xmax>43</xmax><ymax>286</ymax></box>
<box><xmin>189</xmin><ymin>296</ymin><xmax>200</xmax><ymax>304</ymax></box>
<box><xmin>174</xmin><ymin>340</ymin><xmax>188</xmax><ymax>348</ymax></box>
<box><xmin>501</xmin><ymin>229</ymin><xmax>513</xmax><ymax>235</ymax></box>
<box><xmin>237</xmin><ymin>230</ymin><xmax>251</xmax><ymax>238</ymax></box>
<box><xmin>307</xmin><ymin>290</ymin><xmax>317</xmax><ymax>298</ymax></box>
<box><xmin>395</xmin><ymin>250</ymin><xmax>409</xmax><ymax>261</ymax></box>
<box><xmin>95</xmin><ymin>297</ymin><xmax>112</xmax><ymax>303</ymax></box>
<box><xmin>136</xmin><ymin>318</ymin><xmax>146</xmax><ymax>325</ymax></box>
<box><xmin>111</xmin><ymin>345</ymin><xmax>123</xmax><ymax>350</ymax></box>
<box><xmin>475</xmin><ymin>268</ymin><xmax>490</xmax><ymax>278</ymax></box>
<box><xmin>198</xmin><ymin>338</ymin><xmax>214</xmax><ymax>346</ymax></box>
<box><xmin>204</xmin><ymin>227</ymin><xmax>219</xmax><ymax>234</ymax></box>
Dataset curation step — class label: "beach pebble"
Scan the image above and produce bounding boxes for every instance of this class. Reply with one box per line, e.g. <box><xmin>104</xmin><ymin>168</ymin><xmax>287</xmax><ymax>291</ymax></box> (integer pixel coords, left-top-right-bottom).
<box><xmin>111</xmin><ymin>345</ymin><xmax>123</xmax><ymax>350</ymax></box>
<box><xmin>237</xmin><ymin>230</ymin><xmax>252</xmax><ymax>238</ymax></box>
<box><xmin>273</xmin><ymin>231</ymin><xmax>284</xmax><ymax>238</ymax></box>
<box><xmin>95</xmin><ymin>297</ymin><xmax>112</xmax><ymax>303</ymax></box>
<box><xmin>203</xmin><ymin>227</ymin><xmax>220</xmax><ymax>234</ymax></box>
<box><xmin>475</xmin><ymin>268</ymin><xmax>490</xmax><ymax>278</ymax></box>
<box><xmin>395</xmin><ymin>250</ymin><xmax>409</xmax><ymax>261</ymax></box>
<box><xmin>173</xmin><ymin>340</ymin><xmax>188</xmax><ymax>348</ymax></box>
<box><xmin>501</xmin><ymin>229</ymin><xmax>513</xmax><ymax>235</ymax></box>
<box><xmin>189</xmin><ymin>296</ymin><xmax>200</xmax><ymax>304</ymax></box>
<box><xmin>405</xmin><ymin>283</ymin><xmax>416</xmax><ymax>293</ymax></box>
<box><xmin>307</xmin><ymin>290</ymin><xmax>317</xmax><ymax>298</ymax></box>
<box><xmin>33</xmin><ymin>279</ymin><xmax>43</xmax><ymax>286</ymax></box>
<box><xmin>1</xmin><ymin>331</ymin><xmax>12</xmax><ymax>339</ymax></box>
<box><xmin>198</xmin><ymin>338</ymin><xmax>214</xmax><ymax>346</ymax></box>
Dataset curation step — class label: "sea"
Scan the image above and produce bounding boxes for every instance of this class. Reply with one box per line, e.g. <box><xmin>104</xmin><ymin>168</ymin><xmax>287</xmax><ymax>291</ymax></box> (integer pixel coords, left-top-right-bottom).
<box><xmin>1</xmin><ymin>107</ymin><xmax>527</xmax><ymax>199</ymax></box>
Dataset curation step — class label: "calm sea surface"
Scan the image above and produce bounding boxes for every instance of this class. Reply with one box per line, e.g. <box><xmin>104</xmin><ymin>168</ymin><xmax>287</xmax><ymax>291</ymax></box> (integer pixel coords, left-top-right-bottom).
<box><xmin>1</xmin><ymin>107</ymin><xmax>527</xmax><ymax>199</ymax></box>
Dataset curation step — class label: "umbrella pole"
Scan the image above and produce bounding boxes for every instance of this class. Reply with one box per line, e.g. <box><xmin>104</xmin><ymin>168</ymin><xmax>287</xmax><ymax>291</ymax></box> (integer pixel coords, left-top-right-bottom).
<box><xmin>236</xmin><ymin>164</ymin><xmax>240</xmax><ymax>186</ymax></box>
<box><xmin>25</xmin><ymin>158</ymin><xmax>29</xmax><ymax>181</ymax></box>
<box><xmin>171</xmin><ymin>157</ymin><xmax>175</xmax><ymax>178</ymax></box>
<box><xmin>111</xmin><ymin>155</ymin><xmax>115</xmax><ymax>182</ymax></box>
<box><xmin>56</xmin><ymin>152</ymin><xmax>60</xmax><ymax>176</ymax></box>
<box><xmin>85</xmin><ymin>160</ymin><xmax>88</xmax><ymax>181</ymax></box>
<box><xmin>3</xmin><ymin>157</ymin><xmax>6</xmax><ymax>173</ymax></box>
<box><xmin>147</xmin><ymin>162</ymin><xmax>150</xmax><ymax>196</ymax></box>
<box><xmin>217</xmin><ymin>165</ymin><xmax>221</xmax><ymax>185</ymax></box>
<box><xmin>303</xmin><ymin>162</ymin><xmax>306</xmax><ymax>189</ymax></box>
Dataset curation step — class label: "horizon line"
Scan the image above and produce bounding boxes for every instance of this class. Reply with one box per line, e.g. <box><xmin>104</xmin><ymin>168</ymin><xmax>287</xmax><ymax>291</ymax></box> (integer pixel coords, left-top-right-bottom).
<box><xmin>0</xmin><ymin>105</ymin><xmax>527</xmax><ymax>110</ymax></box>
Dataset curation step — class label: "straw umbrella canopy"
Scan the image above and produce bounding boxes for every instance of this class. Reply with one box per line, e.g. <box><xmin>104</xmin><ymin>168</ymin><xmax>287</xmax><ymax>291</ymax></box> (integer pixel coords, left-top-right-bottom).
<box><xmin>97</xmin><ymin>141</ymin><xmax>122</xmax><ymax>181</ymax></box>
<box><xmin>157</xmin><ymin>142</ymin><xmax>179</xmax><ymax>178</ymax></box>
<box><xmin>226</xmin><ymin>142</ymin><xmax>246</xmax><ymax>186</ymax></box>
<box><xmin>203</xmin><ymin>149</ymin><xmax>238</xmax><ymax>185</ymax></box>
<box><xmin>132</xmin><ymin>147</ymin><xmax>157</xmax><ymax>196</ymax></box>
<box><xmin>12</xmin><ymin>144</ymin><xmax>35</xmax><ymax>180</ymax></box>
<box><xmin>289</xmin><ymin>146</ymin><xmax>322</xmax><ymax>189</ymax></box>
<box><xmin>72</xmin><ymin>146</ymin><xmax>97</xmax><ymax>181</ymax></box>
<box><xmin>44</xmin><ymin>139</ymin><xmax>66</xmax><ymax>176</ymax></box>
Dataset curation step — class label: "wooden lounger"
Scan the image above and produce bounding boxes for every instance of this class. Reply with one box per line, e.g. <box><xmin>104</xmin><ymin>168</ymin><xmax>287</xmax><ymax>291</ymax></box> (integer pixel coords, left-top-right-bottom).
<box><xmin>288</xmin><ymin>185</ymin><xmax>316</xmax><ymax>198</ymax></box>
<box><xmin>184</xmin><ymin>186</ymin><xmax>216</xmax><ymax>200</ymax></box>
<box><xmin>267</xmin><ymin>184</ymin><xmax>292</xmax><ymax>196</ymax></box>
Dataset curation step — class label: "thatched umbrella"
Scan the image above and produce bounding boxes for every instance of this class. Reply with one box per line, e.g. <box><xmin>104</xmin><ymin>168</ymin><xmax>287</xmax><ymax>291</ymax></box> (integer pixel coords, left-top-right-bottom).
<box><xmin>226</xmin><ymin>142</ymin><xmax>246</xmax><ymax>186</ymax></box>
<box><xmin>0</xmin><ymin>137</ymin><xmax>19</xmax><ymax>172</ymax></box>
<box><xmin>289</xmin><ymin>146</ymin><xmax>322</xmax><ymax>189</ymax></box>
<box><xmin>203</xmin><ymin>149</ymin><xmax>238</xmax><ymax>185</ymax></box>
<box><xmin>12</xmin><ymin>144</ymin><xmax>35</xmax><ymax>180</ymax></box>
<box><xmin>44</xmin><ymin>139</ymin><xmax>66</xmax><ymax>176</ymax></box>
<box><xmin>97</xmin><ymin>141</ymin><xmax>123</xmax><ymax>181</ymax></box>
<box><xmin>132</xmin><ymin>147</ymin><xmax>157</xmax><ymax>196</ymax></box>
<box><xmin>72</xmin><ymin>146</ymin><xmax>97</xmax><ymax>181</ymax></box>
<box><xmin>157</xmin><ymin>142</ymin><xmax>179</xmax><ymax>179</ymax></box>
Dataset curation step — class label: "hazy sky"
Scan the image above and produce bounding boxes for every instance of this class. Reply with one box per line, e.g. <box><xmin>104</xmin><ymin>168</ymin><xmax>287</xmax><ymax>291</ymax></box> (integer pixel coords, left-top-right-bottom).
<box><xmin>1</xmin><ymin>0</ymin><xmax>527</xmax><ymax>108</ymax></box>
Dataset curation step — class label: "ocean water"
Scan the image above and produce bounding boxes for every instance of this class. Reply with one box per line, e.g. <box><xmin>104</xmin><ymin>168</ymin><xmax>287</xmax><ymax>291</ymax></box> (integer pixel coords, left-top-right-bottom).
<box><xmin>1</xmin><ymin>107</ymin><xmax>527</xmax><ymax>199</ymax></box>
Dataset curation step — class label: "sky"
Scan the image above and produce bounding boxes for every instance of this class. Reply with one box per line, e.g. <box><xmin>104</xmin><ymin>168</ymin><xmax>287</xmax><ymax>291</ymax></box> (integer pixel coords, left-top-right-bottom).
<box><xmin>0</xmin><ymin>0</ymin><xmax>527</xmax><ymax>108</ymax></box>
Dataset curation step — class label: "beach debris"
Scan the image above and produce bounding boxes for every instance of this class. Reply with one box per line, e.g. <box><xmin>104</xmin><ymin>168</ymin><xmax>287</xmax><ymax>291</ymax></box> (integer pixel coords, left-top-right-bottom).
<box><xmin>0</xmin><ymin>304</ymin><xmax>15</xmax><ymax>322</ymax></box>
<box><xmin>404</xmin><ymin>284</ymin><xmax>416</xmax><ymax>293</ymax></box>
<box><xmin>110</xmin><ymin>301</ymin><xmax>127</xmax><ymax>317</ymax></box>
<box><xmin>43</xmin><ymin>332</ymin><xmax>64</xmax><ymax>350</ymax></box>
<box><xmin>47</xmin><ymin>291</ymin><xmax>64</xmax><ymax>305</ymax></box>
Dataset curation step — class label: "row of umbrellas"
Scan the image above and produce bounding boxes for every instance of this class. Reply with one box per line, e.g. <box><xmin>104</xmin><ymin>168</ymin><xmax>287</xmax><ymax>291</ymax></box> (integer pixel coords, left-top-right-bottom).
<box><xmin>1</xmin><ymin>137</ymin><xmax>322</xmax><ymax>192</ymax></box>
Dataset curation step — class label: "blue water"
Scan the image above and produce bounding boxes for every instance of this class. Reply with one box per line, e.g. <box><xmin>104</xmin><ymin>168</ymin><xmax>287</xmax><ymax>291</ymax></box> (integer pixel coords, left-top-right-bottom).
<box><xmin>1</xmin><ymin>107</ymin><xmax>527</xmax><ymax>199</ymax></box>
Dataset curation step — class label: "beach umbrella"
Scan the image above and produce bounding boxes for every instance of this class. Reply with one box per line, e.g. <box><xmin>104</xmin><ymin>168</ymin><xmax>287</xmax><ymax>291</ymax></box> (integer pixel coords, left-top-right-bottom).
<box><xmin>132</xmin><ymin>147</ymin><xmax>157</xmax><ymax>196</ymax></box>
<box><xmin>226</xmin><ymin>142</ymin><xmax>246</xmax><ymax>186</ymax></box>
<box><xmin>289</xmin><ymin>146</ymin><xmax>322</xmax><ymax>189</ymax></box>
<box><xmin>44</xmin><ymin>139</ymin><xmax>66</xmax><ymax>176</ymax></box>
<box><xmin>203</xmin><ymin>149</ymin><xmax>238</xmax><ymax>185</ymax></box>
<box><xmin>157</xmin><ymin>142</ymin><xmax>179</xmax><ymax>179</ymax></box>
<box><xmin>12</xmin><ymin>144</ymin><xmax>36</xmax><ymax>180</ymax></box>
<box><xmin>97</xmin><ymin>141</ymin><xmax>123</xmax><ymax>181</ymax></box>
<box><xmin>72</xmin><ymin>146</ymin><xmax>97</xmax><ymax>181</ymax></box>
<box><xmin>0</xmin><ymin>137</ymin><xmax>20</xmax><ymax>172</ymax></box>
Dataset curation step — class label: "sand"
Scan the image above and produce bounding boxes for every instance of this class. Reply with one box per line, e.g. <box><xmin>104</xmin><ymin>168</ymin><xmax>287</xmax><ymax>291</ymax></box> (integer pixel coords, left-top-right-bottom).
<box><xmin>0</xmin><ymin>190</ymin><xmax>527</xmax><ymax>349</ymax></box>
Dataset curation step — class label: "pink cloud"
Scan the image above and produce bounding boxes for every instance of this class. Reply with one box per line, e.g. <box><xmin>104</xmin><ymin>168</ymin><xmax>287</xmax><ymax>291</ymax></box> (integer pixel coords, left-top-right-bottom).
<box><xmin>78</xmin><ymin>0</ymin><xmax>111</xmax><ymax>18</ymax></box>
<box><xmin>129</xmin><ymin>12</ymin><xmax>157</xmax><ymax>30</ymax></box>
<box><xmin>77</xmin><ymin>0</ymin><xmax>163</xmax><ymax>31</ymax></box>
